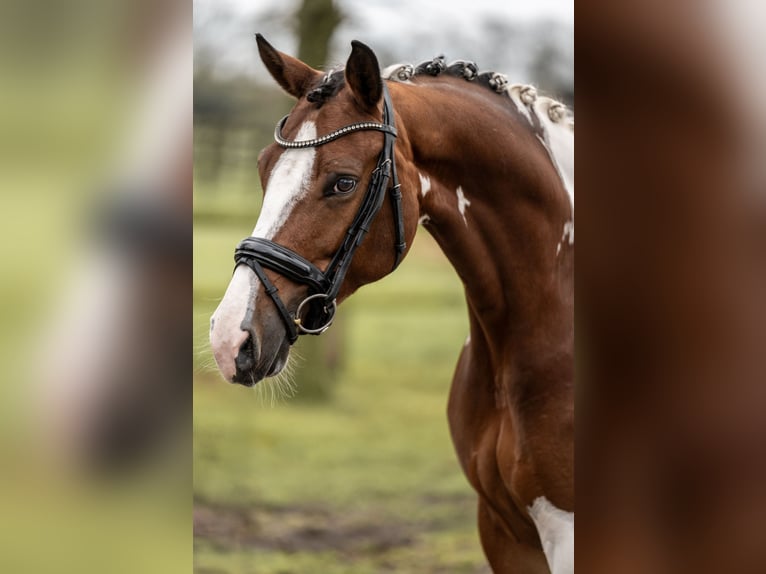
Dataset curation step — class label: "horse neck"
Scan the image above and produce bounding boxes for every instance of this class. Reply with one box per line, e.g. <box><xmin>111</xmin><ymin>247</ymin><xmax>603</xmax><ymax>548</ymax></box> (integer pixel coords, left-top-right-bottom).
<box><xmin>392</xmin><ymin>80</ymin><xmax>574</xmax><ymax>364</ymax></box>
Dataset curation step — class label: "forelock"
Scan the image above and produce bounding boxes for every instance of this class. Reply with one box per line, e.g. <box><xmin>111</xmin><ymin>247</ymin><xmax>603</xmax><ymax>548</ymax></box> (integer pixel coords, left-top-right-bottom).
<box><xmin>306</xmin><ymin>66</ymin><xmax>346</xmax><ymax>106</ymax></box>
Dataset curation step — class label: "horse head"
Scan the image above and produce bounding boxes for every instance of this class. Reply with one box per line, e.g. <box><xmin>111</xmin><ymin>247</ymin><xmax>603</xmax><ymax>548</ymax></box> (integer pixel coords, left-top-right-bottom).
<box><xmin>210</xmin><ymin>37</ymin><xmax>419</xmax><ymax>385</ymax></box>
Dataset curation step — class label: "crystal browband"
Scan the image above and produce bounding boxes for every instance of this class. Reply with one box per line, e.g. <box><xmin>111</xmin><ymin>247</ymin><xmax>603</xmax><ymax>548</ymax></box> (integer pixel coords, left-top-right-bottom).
<box><xmin>274</xmin><ymin>115</ymin><xmax>398</xmax><ymax>149</ymax></box>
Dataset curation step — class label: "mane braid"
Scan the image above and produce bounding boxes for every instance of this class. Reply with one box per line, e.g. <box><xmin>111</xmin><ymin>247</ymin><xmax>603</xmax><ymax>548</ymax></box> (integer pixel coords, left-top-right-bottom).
<box><xmin>445</xmin><ymin>60</ymin><xmax>479</xmax><ymax>81</ymax></box>
<box><xmin>415</xmin><ymin>56</ymin><xmax>446</xmax><ymax>76</ymax></box>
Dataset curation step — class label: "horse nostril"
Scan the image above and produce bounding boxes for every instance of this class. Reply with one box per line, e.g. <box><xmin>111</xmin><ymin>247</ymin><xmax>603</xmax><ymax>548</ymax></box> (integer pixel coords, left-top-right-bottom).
<box><xmin>235</xmin><ymin>333</ymin><xmax>257</xmax><ymax>374</ymax></box>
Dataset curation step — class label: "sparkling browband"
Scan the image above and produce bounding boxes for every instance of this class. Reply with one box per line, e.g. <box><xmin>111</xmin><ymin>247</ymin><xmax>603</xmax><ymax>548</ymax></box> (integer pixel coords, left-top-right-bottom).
<box><xmin>274</xmin><ymin>115</ymin><xmax>398</xmax><ymax>149</ymax></box>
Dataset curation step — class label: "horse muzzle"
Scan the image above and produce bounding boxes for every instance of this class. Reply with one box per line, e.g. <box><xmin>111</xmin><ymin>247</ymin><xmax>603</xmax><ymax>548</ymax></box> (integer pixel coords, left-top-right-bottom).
<box><xmin>231</xmin><ymin>326</ymin><xmax>290</xmax><ymax>386</ymax></box>
<box><xmin>210</xmin><ymin>265</ymin><xmax>292</xmax><ymax>385</ymax></box>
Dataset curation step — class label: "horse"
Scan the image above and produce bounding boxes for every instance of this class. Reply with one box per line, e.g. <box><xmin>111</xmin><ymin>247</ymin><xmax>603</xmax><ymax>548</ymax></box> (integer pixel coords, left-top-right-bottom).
<box><xmin>210</xmin><ymin>36</ymin><xmax>574</xmax><ymax>574</ymax></box>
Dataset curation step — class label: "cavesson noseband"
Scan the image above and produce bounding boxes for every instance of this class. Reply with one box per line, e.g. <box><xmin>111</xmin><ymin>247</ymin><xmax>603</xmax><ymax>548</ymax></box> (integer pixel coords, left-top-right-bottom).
<box><xmin>233</xmin><ymin>83</ymin><xmax>405</xmax><ymax>345</ymax></box>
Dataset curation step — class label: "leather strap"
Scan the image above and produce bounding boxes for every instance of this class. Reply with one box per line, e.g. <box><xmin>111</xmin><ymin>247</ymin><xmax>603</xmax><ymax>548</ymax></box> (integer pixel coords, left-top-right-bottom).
<box><xmin>235</xmin><ymin>237</ymin><xmax>328</xmax><ymax>294</ymax></box>
<box><xmin>234</xmin><ymin>255</ymin><xmax>299</xmax><ymax>344</ymax></box>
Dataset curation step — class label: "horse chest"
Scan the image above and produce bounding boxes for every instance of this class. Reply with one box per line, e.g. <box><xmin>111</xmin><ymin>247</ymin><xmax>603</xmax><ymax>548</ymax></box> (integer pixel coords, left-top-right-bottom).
<box><xmin>448</xmin><ymin>346</ymin><xmax>543</xmax><ymax>543</ymax></box>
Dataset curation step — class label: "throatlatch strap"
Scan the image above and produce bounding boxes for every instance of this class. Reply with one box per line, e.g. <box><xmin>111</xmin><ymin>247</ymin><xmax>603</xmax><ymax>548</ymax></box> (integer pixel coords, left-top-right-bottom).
<box><xmin>387</xmin><ymin>131</ymin><xmax>406</xmax><ymax>269</ymax></box>
<box><xmin>381</xmin><ymin>86</ymin><xmax>406</xmax><ymax>270</ymax></box>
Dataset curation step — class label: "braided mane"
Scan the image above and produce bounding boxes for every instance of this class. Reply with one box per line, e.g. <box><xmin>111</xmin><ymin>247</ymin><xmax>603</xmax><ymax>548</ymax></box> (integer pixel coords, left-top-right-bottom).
<box><xmin>307</xmin><ymin>56</ymin><xmax>573</xmax><ymax>134</ymax></box>
<box><xmin>383</xmin><ymin>56</ymin><xmax>573</xmax><ymax>132</ymax></box>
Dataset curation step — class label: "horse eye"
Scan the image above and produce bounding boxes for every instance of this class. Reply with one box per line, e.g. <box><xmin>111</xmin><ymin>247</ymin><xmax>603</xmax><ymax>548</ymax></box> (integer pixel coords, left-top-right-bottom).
<box><xmin>333</xmin><ymin>177</ymin><xmax>357</xmax><ymax>194</ymax></box>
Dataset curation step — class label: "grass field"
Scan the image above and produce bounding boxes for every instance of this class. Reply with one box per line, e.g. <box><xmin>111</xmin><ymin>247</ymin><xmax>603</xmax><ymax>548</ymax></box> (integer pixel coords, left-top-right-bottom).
<box><xmin>193</xmin><ymin>181</ymin><xmax>487</xmax><ymax>573</ymax></box>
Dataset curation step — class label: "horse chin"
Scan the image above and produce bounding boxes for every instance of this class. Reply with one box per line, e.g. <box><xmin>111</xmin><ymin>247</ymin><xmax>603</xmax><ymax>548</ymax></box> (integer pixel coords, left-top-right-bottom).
<box><xmin>262</xmin><ymin>338</ymin><xmax>291</xmax><ymax>379</ymax></box>
<box><xmin>233</xmin><ymin>331</ymin><xmax>290</xmax><ymax>386</ymax></box>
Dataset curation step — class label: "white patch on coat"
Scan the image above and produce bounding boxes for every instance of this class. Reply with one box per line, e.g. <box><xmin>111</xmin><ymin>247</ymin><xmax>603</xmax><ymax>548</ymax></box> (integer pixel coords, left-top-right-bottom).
<box><xmin>556</xmin><ymin>220</ymin><xmax>575</xmax><ymax>256</ymax></box>
<box><xmin>418</xmin><ymin>172</ymin><xmax>431</xmax><ymax>197</ymax></box>
<box><xmin>532</xmin><ymin>97</ymin><xmax>574</xmax><ymax>210</ymax></box>
<box><xmin>456</xmin><ymin>186</ymin><xmax>471</xmax><ymax>226</ymax></box>
<box><xmin>528</xmin><ymin>497</ymin><xmax>574</xmax><ymax>574</ymax></box>
<box><xmin>253</xmin><ymin>122</ymin><xmax>318</xmax><ymax>239</ymax></box>
<box><xmin>563</xmin><ymin>220</ymin><xmax>574</xmax><ymax>245</ymax></box>
<box><xmin>418</xmin><ymin>214</ymin><xmax>431</xmax><ymax>225</ymax></box>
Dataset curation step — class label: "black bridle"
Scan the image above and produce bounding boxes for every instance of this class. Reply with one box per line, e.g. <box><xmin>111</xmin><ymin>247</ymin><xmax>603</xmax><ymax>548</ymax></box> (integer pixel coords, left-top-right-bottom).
<box><xmin>234</xmin><ymin>84</ymin><xmax>405</xmax><ymax>345</ymax></box>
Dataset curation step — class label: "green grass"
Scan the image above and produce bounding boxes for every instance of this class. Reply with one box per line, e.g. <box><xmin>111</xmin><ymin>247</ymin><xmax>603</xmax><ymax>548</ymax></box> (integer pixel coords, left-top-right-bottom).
<box><xmin>194</xmin><ymin>183</ymin><xmax>487</xmax><ymax>573</ymax></box>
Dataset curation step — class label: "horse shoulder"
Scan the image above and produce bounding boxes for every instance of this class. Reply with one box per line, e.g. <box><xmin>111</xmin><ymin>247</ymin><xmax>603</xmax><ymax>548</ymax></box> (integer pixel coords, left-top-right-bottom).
<box><xmin>447</xmin><ymin>338</ymin><xmax>545</xmax><ymax>546</ymax></box>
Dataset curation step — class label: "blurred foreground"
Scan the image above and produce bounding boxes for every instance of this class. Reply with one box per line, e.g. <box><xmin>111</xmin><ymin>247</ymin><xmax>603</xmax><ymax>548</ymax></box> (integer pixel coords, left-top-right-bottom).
<box><xmin>0</xmin><ymin>1</ymin><xmax>190</xmax><ymax>572</ymax></box>
<box><xmin>578</xmin><ymin>0</ymin><xmax>766</xmax><ymax>572</ymax></box>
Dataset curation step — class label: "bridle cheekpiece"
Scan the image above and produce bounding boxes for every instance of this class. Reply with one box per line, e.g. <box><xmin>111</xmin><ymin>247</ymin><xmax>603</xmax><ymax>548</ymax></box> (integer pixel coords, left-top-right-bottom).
<box><xmin>233</xmin><ymin>83</ymin><xmax>405</xmax><ymax>345</ymax></box>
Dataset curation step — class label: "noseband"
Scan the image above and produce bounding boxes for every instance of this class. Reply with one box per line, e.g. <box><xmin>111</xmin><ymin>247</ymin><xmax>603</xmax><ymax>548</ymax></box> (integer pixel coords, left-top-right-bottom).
<box><xmin>233</xmin><ymin>84</ymin><xmax>405</xmax><ymax>345</ymax></box>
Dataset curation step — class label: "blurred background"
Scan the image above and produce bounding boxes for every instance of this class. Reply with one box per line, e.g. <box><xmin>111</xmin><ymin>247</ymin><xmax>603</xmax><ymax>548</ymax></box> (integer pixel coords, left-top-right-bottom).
<box><xmin>0</xmin><ymin>0</ymin><xmax>190</xmax><ymax>572</ymax></box>
<box><xmin>577</xmin><ymin>1</ymin><xmax>766</xmax><ymax>572</ymax></box>
<box><xmin>192</xmin><ymin>0</ymin><xmax>572</xmax><ymax>572</ymax></box>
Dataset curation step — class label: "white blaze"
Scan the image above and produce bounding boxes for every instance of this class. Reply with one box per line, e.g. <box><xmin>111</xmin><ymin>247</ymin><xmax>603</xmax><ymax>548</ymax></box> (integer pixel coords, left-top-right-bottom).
<box><xmin>528</xmin><ymin>496</ymin><xmax>574</xmax><ymax>574</ymax></box>
<box><xmin>254</xmin><ymin>122</ymin><xmax>318</xmax><ymax>239</ymax></box>
<box><xmin>210</xmin><ymin>121</ymin><xmax>317</xmax><ymax>380</ymax></box>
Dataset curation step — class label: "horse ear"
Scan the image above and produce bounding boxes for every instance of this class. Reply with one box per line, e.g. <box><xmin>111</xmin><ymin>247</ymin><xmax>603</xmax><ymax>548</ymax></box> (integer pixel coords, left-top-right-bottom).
<box><xmin>256</xmin><ymin>34</ymin><xmax>319</xmax><ymax>99</ymax></box>
<box><xmin>345</xmin><ymin>40</ymin><xmax>382</xmax><ymax>113</ymax></box>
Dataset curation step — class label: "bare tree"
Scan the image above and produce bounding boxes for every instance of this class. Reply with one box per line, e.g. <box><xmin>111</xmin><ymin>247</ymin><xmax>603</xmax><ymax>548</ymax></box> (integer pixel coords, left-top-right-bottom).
<box><xmin>292</xmin><ymin>0</ymin><xmax>346</xmax><ymax>401</ymax></box>
<box><xmin>296</xmin><ymin>0</ymin><xmax>343</xmax><ymax>69</ymax></box>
